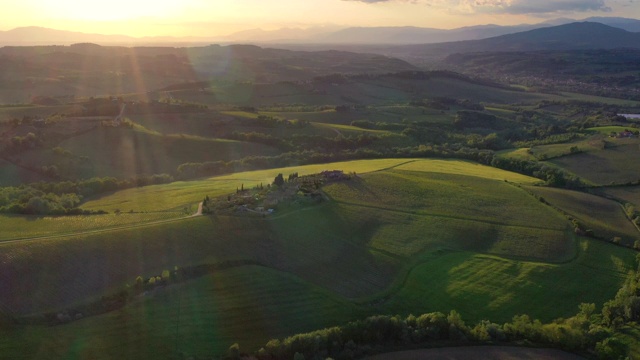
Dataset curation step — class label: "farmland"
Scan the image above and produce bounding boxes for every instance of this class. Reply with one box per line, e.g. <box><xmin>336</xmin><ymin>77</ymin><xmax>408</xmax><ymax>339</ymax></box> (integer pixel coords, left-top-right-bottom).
<box><xmin>1</xmin><ymin>158</ymin><xmax>638</xmax><ymax>359</ymax></box>
<box><xmin>2</xmin><ymin>42</ymin><xmax>640</xmax><ymax>359</ymax></box>
<box><xmin>524</xmin><ymin>185</ymin><xmax>640</xmax><ymax>246</ymax></box>
<box><xmin>549</xmin><ymin>137</ymin><xmax>640</xmax><ymax>185</ymax></box>
<box><xmin>0</xmin><ymin>211</ymin><xmax>183</xmax><ymax>241</ymax></box>
<box><xmin>17</xmin><ymin>126</ymin><xmax>280</xmax><ymax>180</ymax></box>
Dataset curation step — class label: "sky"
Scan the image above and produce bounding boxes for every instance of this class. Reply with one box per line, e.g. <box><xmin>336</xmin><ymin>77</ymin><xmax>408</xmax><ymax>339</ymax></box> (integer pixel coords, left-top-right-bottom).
<box><xmin>1</xmin><ymin>0</ymin><xmax>639</xmax><ymax>37</ymax></box>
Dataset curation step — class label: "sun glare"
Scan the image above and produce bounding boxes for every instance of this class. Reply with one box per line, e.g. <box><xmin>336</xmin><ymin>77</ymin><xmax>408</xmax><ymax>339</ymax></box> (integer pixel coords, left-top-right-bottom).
<box><xmin>43</xmin><ymin>0</ymin><xmax>184</xmax><ymax>22</ymax></box>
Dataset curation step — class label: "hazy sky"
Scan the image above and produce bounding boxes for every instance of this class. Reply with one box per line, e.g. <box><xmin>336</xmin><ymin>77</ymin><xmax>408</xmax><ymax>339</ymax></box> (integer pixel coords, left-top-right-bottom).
<box><xmin>2</xmin><ymin>0</ymin><xmax>639</xmax><ymax>36</ymax></box>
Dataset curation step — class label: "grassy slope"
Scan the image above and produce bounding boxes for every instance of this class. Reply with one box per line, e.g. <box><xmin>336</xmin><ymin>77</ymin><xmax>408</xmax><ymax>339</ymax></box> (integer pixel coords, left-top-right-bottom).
<box><xmin>79</xmin><ymin>159</ymin><xmax>419</xmax><ymax>212</ymax></box>
<box><xmin>324</xmin><ymin>171</ymin><xmax>569</xmax><ymax>261</ymax></box>
<box><xmin>0</xmin><ymin>212</ymin><xmax>183</xmax><ymax>241</ymax></box>
<box><xmin>0</xmin><ymin>266</ymin><xmax>361</xmax><ymax>359</ymax></box>
<box><xmin>603</xmin><ymin>185</ymin><xmax>640</xmax><ymax>207</ymax></box>
<box><xmin>550</xmin><ymin>137</ymin><xmax>640</xmax><ymax>185</ymax></box>
<box><xmin>0</xmin><ymin>239</ymin><xmax>632</xmax><ymax>360</ymax></box>
<box><xmin>2</xmin><ymin>158</ymin><xmax>638</xmax><ymax>359</ymax></box>
<box><xmin>385</xmin><ymin>239</ymin><xmax>633</xmax><ymax>324</ymax></box>
<box><xmin>525</xmin><ymin>186</ymin><xmax>640</xmax><ymax>246</ymax></box>
<box><xmin>16</xmin><ymin>126</ymin><xmax>280</xmax><ymax>180</ymax></box>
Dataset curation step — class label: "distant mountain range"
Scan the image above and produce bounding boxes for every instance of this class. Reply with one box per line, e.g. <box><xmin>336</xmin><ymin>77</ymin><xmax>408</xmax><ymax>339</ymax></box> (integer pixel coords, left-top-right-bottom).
<box><xmin>388</xmin><ymin>22</ymin><xmax>640</xmax><ymax>63</ymax></box>
<box><xmin>402</xmin><ymin>22</ymin><xmax>640</xmax><ymax>53</ymax></box>
<box><xmin>306</xmin><ymin>17</ymin><xmax>640</xmax><ymax>45</ymax></box>
<box><xmin>0</xmin><ymin>17</ymin><xmax>639</xmax><ymax>46</ymax></box>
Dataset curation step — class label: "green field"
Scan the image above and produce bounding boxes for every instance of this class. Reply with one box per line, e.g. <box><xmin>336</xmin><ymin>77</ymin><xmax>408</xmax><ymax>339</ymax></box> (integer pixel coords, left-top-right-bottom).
<box><xmin>0</xmin><ymin>212</ymin><xmax>184</xmax><ymax>241</ymax></box>
<box><xmin>13</xmin><ymin>125</ymin><xmax>280</xmax><ymax>180</ymax></box>
<box><xmin>384</xmin><ymin>239</ymin><xmax>633</xmax><ymax>323</ymax></box>
<box><xmin>524</xmin><ymin>186</ymin><xmax>639</xmax><ymax>246</ymax></box>
<box><xmin>0</xmin><ymin>266</ymin><xmax>362</xmax><ymax>360</ymax></box>
<box><xmin>2</xmin><ymin>158</ymin><xmax>638</xmax><ymax>359</ymax></box>
<box><xmin>80</xmin><ymin>159</ymin><xmax>420</xmax><ymax>212</ymax></box>
<box><xmin>79</xmin><ymin>158</ymin><xmax>541</xmax><ymax>213</ymax></box>
<box><xmin>587</xmin><ymin>126</ymin><xmax>635</xmax><ymax>134</ymax></box>
<box><xmin>603</xmin><ymin>185</ymin><xmax>640</xmax><ymax>207</ymax></box>
<box><xmin>0</xmin><ymin>237</ymin><xmax>632</xmax><ymax>359</ymax></box>
<box><xmin>55</xmin><ymin>127</ymin><xmax>279</xmax><ymax>178</ymax></box>
<box><xmin>126</xmin><ymin>113</ymin><xmax>222</xmax><ymax>137</ymax></box>
<box><xmin>550</xmin><ymin>138</ymin><xmax>640</xmax><ymax>185</ymax></box>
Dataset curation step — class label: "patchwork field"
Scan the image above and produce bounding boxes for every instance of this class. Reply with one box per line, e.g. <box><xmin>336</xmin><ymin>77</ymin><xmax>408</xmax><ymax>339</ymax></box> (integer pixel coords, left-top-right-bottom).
<box><xmin>0</xmin><ymin>266</ymin><xmax>362</xmax><ymax>360</ymax></box>
<box><xmin>525</xmin><ymin>186</ymin><xmax>640</xmax><ymax>246</ymax></box>
<box><xmin>550</xmin><ymin>138</ymin><xmax>640</xmax><ymax>185</ymax></box>
<box><xmin>2</xmin><ymin>158</ymin><xmax>638</xmax><ymax>359</ymax></box>
<box><xmin>49</xmin><ymin>127</ymin><xmax>279</xmax><ymax>179</ymax></box>
<box><xmin>383</xmin><ymin>239</ymin><xmax>633</xmax><ymax>323</ymax></box>
<box><xmin>603</xmin><ymin>185</ymin><xmax>640</xmax><ymax>206</ymax></box>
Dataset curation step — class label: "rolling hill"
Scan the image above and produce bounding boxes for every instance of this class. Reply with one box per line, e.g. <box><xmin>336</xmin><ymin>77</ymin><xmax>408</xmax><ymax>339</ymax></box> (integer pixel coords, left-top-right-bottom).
<box><xmin>389</xmin><ymin>22</ymin><xmax>640</xmax><ymax>63</ymax></box>
<box><xmin>0</xmin><ymin>158</ymin><xmax>637</xmax><ymax>359</ymax></box>
<box><xmin>0</xmin><ymin>44</ymin><xmax>416</xmax><ymax>102</ymax></box>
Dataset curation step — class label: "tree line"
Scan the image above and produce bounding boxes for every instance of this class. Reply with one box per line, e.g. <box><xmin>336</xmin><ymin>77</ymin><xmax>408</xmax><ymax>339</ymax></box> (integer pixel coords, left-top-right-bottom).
<box><xmin>0</xmin><ymin>174</ymin><xmax>173</xmax><ymax>215</ymax></box>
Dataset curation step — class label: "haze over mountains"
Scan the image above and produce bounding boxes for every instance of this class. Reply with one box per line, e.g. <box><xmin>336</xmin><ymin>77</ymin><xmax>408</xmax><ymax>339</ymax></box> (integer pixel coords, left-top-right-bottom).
<box><xmin>1</xmin><ymin>17</ymin><xmax>639</xmax><ymax>46</ymax></box>
<box><xmin>386</xmin><ymin>22</ymin><xmax>640</xmax><ymax>64</ymax></box>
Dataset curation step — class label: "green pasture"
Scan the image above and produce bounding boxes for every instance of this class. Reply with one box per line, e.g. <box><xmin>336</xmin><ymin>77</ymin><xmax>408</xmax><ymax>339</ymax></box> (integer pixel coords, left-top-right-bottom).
<box><xmin>526</xmin><ymin>137</ymin><xmax>604</xmax><ymax>160</ymax></box>
<box><xmin>0</xmin><ymin>266</ymin><xmax>361</xmax><ymax>360</ymax></box>
<box><xmin>324</xmin><ymin>171</ymin><xmax>570</xmax><ymax>262</ymax></box>
<box><xmin>80</xmin><ymin>159</ymin><xmax>418</xmax><ymax>212</ymax></box>
<box><xmin>384</xmin><ymin>238</ymin><xmax>635</xmax><ymax>324</ymax></box>
<box><xmin>496</xmin><ymin>148</ymin><xmax>537</xmax><ymax>161</ymax></box>
<box><xmin>311</xmin><ymin>122</ymin><xmax>389</xmax><ymax>135</ymax></box>
<box><xmin>0</xmin><ymin>236</ymin><xmax>633</xmax><ymax>359</ymax></box>
<box><xmin>603</xmin><ymin>186</ymin><xmax>640</xmax><ymax>207</ymax></box>
<box><xmin>37</xmin><ymin>126</ymin><xmax>280</xmax><ymax>179</ymax></box>
<box><xmin>586</xmin><ymin>126</ymin><xmax>634</xmax><ymax>134</ymax></box>
<box><xmin>4</xmin><ymin>158</ymin><xmax>561</xmax><ymax>314</ymax></box>
<box><xmin>0</xmin><ymin>202</ymin><xmax>401</xmax><ymax>315</ymax></box>
<box><xmin>393</xmin><ymin>159</ymin><xmax>541</xmax><ymax>184</ymax></box>
<box><xmin>80</xmin><ymin>159</ymin><xmax>540</xmax><ymax>213</ymax></box>
<box><xmin>524</xmin><ymin>186</ymin><xmax>639</xmax><ymax>246</ymax></box>
<box><xmin>127</xmin><ymin>113</ymin><xmax>221</xmax><ymax>137</ymax></box>
<box><xmin>550</xmin><ymin>139</ymin><xmax>640</xmax><ymax>185</ymax></box>
<box><xmin>219</xmin><ymin>110</ymin><xmax>260</xmax><ymax>119</ymax></box>
<box><xmin>3</xmin><ymin>158</ymin><xmax>639</xmax><ymax>359</ymax></box>
<box><xmin>0</xmin><ymin>212</ymin><xmax>184</xmax><ymax>241</ymax></box>
<box><xmin>485</xmin><ymin>106</ymin><xmax>517</xmax><ymax>119</ymax></box>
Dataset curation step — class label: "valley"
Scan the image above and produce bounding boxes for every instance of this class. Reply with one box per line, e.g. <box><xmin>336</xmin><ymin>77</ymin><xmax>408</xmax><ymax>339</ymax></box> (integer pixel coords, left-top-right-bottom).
<box><xmin>1</xmin><ymin>18</ymin><xmax>640</xmax><ymax>360</ymax></box>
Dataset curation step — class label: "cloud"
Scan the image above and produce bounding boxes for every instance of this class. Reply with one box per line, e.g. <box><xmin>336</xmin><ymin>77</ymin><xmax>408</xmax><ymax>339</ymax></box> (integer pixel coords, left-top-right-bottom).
<box><xmin>343</xmin><ymin>0</ymin><xmax>613</xmax><ymax>14</ymax></box>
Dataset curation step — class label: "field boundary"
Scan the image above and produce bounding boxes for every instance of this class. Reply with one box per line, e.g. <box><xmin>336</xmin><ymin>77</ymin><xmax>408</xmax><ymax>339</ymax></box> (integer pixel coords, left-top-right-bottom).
<box><xmin>0</xmin><ymin>202</ymin><xmax>203</xmax><ymax>245</ymax></box>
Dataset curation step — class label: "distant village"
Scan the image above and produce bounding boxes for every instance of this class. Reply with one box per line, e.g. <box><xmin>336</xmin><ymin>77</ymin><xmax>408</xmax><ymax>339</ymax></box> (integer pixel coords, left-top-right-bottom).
<box><xmin>202</xmin><ymin>170</ymin><xmax>352</xmax><ymax>216</ymax></box>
